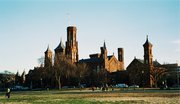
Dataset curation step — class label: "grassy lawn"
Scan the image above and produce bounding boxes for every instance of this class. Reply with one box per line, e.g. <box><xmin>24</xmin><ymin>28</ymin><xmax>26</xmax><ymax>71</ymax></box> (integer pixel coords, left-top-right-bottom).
<box><xmin>0</xmin><ymin>89</ymin><xmax>179</xmax><ymax>104</ymax></box>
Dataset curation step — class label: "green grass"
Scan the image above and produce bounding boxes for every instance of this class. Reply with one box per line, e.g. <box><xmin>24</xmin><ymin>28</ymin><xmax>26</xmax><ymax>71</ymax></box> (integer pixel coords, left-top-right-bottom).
<box><xmin>0</xmin><ymin>89</ymin><xmax>179</xmax><ymax>104</ymax></box>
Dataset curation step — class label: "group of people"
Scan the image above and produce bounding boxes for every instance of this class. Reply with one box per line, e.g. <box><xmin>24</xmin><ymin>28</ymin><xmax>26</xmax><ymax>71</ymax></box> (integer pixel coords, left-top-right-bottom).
<box><xmin>91</xmin><ymin>84</ymin><xmax>114</xmax><ymax>91</ymax></box>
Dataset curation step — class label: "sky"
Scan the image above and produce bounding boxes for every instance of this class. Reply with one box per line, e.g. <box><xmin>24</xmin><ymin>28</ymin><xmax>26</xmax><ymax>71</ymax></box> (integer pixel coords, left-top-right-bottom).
<box><xmin>0</xmin><ymin>0</ymin><xmax>179</xmax><ymax>74</ymax></box>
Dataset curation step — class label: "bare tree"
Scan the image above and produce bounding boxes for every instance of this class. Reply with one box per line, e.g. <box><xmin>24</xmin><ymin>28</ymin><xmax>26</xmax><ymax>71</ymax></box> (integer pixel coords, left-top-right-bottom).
<box><xmin>76</xmin><ymin>63</ymin><xmax>89</xmax><ymax>86</ymax></box>
<box><xmin>38</xmin><ymin>57</ymin><xmax>44</xmax><ymax>67</ymax></box>
<box><xmin>150</xmin><ymin>67</ymin><xmax>167</xmax><ymax>88</ymax></box>
<box><xmin>97</xmin><ymin>68</ymin><xmax>108</xmax><ymax>86</ymax></box>
<box><xmin>0</xmin><ymin>71</ymin><xmax>15</xmax><ymax>89</ymax></box>
<box><xmin>53</xmin><ymin>56</ymin><xmax>76</xmax><ymax>90</ymax></box>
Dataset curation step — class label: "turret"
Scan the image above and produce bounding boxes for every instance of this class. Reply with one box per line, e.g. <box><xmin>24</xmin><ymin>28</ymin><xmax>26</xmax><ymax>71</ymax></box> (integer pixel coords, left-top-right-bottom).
<box><xmin>54</xmin><ymin>39</ymin><xmax>65</xmax><ymax>66</ymax></box>
<box><xmin>100</xmin><ymin>41</ymin><xmax>107</xmax><ymax>59</ymax></box>
<box><xmin>65</xmin><ymin>26</ymin><xmax>79</xmax><ymax>63</ymax></box>
<box><xmin>143</xmin><ymin>35</ymin><xmax>153</xmax><ymax>67</ymax></box>
<box><xmin>44</xmin><ymin>45</ymin><xmax>53</xmax><ymax>67</ymax></box>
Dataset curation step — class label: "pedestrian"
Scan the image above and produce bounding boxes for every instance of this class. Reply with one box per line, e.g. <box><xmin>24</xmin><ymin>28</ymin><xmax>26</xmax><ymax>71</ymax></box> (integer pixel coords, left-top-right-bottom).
<box><xmin>6</xmin><ymin>88</ymin><xmax>11</xmax><ymax>98</ymax></box>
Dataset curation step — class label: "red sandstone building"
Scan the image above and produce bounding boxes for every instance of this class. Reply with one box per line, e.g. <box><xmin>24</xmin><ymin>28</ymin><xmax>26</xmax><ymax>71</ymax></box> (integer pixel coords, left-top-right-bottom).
<box><xmin>44</xmin><ymin>26</ymin><xmax>124</xmax><ymax>73</ymax></box>
<box><xmin>44</xmin><ymin>26</ymin><xmax>79</xmax><ymax>67</ymax></box>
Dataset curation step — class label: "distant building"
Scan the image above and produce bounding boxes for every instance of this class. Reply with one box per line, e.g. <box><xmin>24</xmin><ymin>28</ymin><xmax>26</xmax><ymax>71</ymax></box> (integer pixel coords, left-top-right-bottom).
<box><xmin>160</xmin><ymin>63</ymin><xmax>180</xmax><ymax>87</ymax></box>
<box><xmin>127</xmin><ymin>36</ymin><xmax>155</xmax><ymax>87</ymax></box>
<box><xmin>79</xmin><ymin>41</ymin><xmax>124</xmax><ymax>73</ymax></box>
<box><xmin>44</xmin><ymin>26</ymin><xmax>79</xmax><ymax>67</ymax></box>
<box><xmin>29</xmin><ymin>25</ymin><xmax>179</xmax><ymax>88</ymax></box>
<box><xmin>44</xmin><ymin>25</ymin><xmax>124</xmax><ymax>73</ymax></box>
<box><xmin>126</xmin><ymin>36</ymin><xmax>179</xmax><ymax>87</ymax></box>
<box><xmin>79</xmin><ymin>41</ymin><xmax>124</xmax><ymax>86</ymax></box>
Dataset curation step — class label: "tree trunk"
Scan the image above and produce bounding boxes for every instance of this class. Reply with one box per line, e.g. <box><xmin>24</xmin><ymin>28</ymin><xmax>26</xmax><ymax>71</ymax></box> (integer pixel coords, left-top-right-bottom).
<box><xmin>58</xmin><ymin>76</ymin><xmax>61</xmax><ymax>90</ymax></box>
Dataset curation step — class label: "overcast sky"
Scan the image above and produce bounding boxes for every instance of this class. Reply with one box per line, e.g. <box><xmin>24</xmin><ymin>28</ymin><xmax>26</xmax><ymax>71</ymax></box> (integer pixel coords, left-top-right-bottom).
<box><xmin>0</xmin><ymin>0</ymin><xmax>179</xmax><ymax>74</ymax></box>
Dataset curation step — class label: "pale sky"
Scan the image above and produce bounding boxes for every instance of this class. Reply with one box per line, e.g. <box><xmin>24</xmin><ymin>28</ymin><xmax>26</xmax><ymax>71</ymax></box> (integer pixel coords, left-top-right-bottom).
<box><xmin>0</xmin><ymin>0</ymin><xmax>179</xmax><ymax>74</ymax></box>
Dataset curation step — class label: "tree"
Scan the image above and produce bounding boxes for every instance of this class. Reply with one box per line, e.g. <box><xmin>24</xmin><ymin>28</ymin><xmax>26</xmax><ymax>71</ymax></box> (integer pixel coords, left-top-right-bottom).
<box><xmin>53</xmin><ymin>56</ymin><xmax>76</xmax><ymax>89</ymax></box>
<box><xmin>0</xmin><ymin>70</ymin><xmax>15</xmax><ymax>89</ymax></box>
<box><xmin>76</xmin><ymin>63</ymin><xmax>89</xmax><ymax>86</ymax></box>
<box><xmin>15</xmin><ymin>71</ymin><xmax>21</xmax><ymax>85</ymax></box>
<box><xmin>160</xmin><ymin>64</ymin><xmax>179</xmax><ymax>87</ymax></box>
<box><xmin>150</xmin><ymin>67</ymin><xmax>167</xmax><ymax>88</ymax></box>
<box><xmin>96</xmin><ymin>68</ymin><xmax>108</xmax><ymax>86</ymax></box>
<box><xmin>38</xmin><ymin>57</ymin><xmax>44</xmax><ymax>67</ymax></box>
<box><xmin>150</xmin><ymin>64</ymin><xmax>179</xmax><ymax>88</ymax></box>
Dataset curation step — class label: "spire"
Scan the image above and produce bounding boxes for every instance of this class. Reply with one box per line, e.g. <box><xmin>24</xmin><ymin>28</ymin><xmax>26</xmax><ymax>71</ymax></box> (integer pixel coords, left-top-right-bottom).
<box><xmin>145</xmin><ymin>35</ymin><xmax>149</xmax><ymax>44</ymax></box>
<box><xmin>60</xmin><ymin>38</ymin><xmax>65</xmax><ymax>49</ymax></box>
<box><xmin>103</xmin><ymin>40</ymin><xmax>106</xmax><ymax>49</ymax></box>
<box><xmin>55</xmin><ymin>38</ymin><xmax>65</xmax><ymax>51</ymax></box>
<box><xmin>45</xmin><ymin>45</ymin><xmax>52</xmax><ymax>53</ymax></box>
<box><xmin>47</xmin><ymin>44</ymin><xmax>50</xmax><ymax>51</ymax></box>
<box><xmin>146</xmin><ymin>35</ymin><xmax>148</xmax><ymax>41</ymax></box>
<box><xmin>143</xmin><ymin>35</ymin><xmax>152</xmax><ymax>47</ymax></box>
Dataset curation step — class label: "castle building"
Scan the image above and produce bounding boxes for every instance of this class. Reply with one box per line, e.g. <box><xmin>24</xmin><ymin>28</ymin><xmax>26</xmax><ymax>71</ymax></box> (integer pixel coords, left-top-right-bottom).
<box><xmin>79</xmin><ymin>41</ymin><xmax>124</xmax><ymax>73</ymax></box>
<box><xmin>27</xmin><ymin>25</ymin><xmax>179</xmax><ymax>88</ymax></box>
<box><xmin>126</xmin><ymin>36</ymin><xmax>155</xmax><ymax>87</ymax></box>
<box><xmin>44</xmin><ymin>26</ymin><xmax>79</xmax><ymax>67</ymax></box>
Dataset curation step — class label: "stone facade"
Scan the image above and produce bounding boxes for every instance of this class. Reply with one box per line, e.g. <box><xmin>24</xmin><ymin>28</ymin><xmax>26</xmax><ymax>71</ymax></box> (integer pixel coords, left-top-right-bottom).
<box><xmin>65</xmin><ymin>26</ymin><xmax>79</xmax><ymax>63</ymax></box>
<box><xmin>127</xmin><ymin>36</ymin><xmax>154</xmax><ymax>87</ymax></box>
<box><xmin>126</xmin><ymin>58</ymin><xmax>150</xmax><ymax>87</ymax></box>
<box><xmin>44</xmin><ymin>26</ymin><xmax>79</xmax><ymax>67</ymax></box>
<box><xmin>79</xmin><ymin>42</ymin><xmax>124</xmax><ymax>73</ymax></box>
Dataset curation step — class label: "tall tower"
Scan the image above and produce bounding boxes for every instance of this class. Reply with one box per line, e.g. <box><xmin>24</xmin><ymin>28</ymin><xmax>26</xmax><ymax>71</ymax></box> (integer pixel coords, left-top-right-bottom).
<box><xmin>143</xmin><ymin>35</ymin><xmax>153</xmax><ymax>67</ymax></box>
<box><xmin>143</xmin><ymin>35</ymin><xmax>153</xmax><ymax>87</ymax></box>
<box><xmin>100</xmin><ymin>41</ymin><xmax>108</xmax><ymax>69</ymax></box>
<box><xmin>100</xmin><ymin>41</ymin><xmax>107</xmax><ymax>59</ymax></box>
<box><xmin>118</xmin><ymin>48</ymin><xmax>124</xmax><ymax>69</ymax></box>
<box><xmin>65</xmin><ymin>26</ymin><xmax>79</xmax><ymax>63</ymax></box>
<box><xmin>44</xmin><ymin>45</ymin><xmax>53</xmax><ymax>67</ymax></box>
<box><xmin>54</xmin><ymin>39</ymin><xmax>65</xmax><ymax>65</ymax></box>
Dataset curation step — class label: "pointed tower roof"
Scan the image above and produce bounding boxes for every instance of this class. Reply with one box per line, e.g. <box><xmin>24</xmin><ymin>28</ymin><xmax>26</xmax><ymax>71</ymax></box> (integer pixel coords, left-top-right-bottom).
<box><xmin>143</xmin><ymin>35</ymin><xmax>153</xmax><ymax>47</ymax></box>
<box><xmin>103</xmin><ymin>40</ymin><xmax>106</xmax><ymax>49</ymax></box>
<box><xmin>45</xmin><ymin>45</ymin><xmax>52</xmax><ymax>54</ymax></box>
<box><xmin>55</xmin><ymin>38</ymin><xmax>65</xmax><ymax>51</ymax></box>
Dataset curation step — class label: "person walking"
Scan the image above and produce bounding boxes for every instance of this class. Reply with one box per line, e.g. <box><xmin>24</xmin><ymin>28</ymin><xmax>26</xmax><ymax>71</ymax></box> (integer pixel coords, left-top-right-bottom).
<box><xmin>6</xmin><ymin>88</ymin><xmax>11</xmax><ymax>98</ymax></box>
